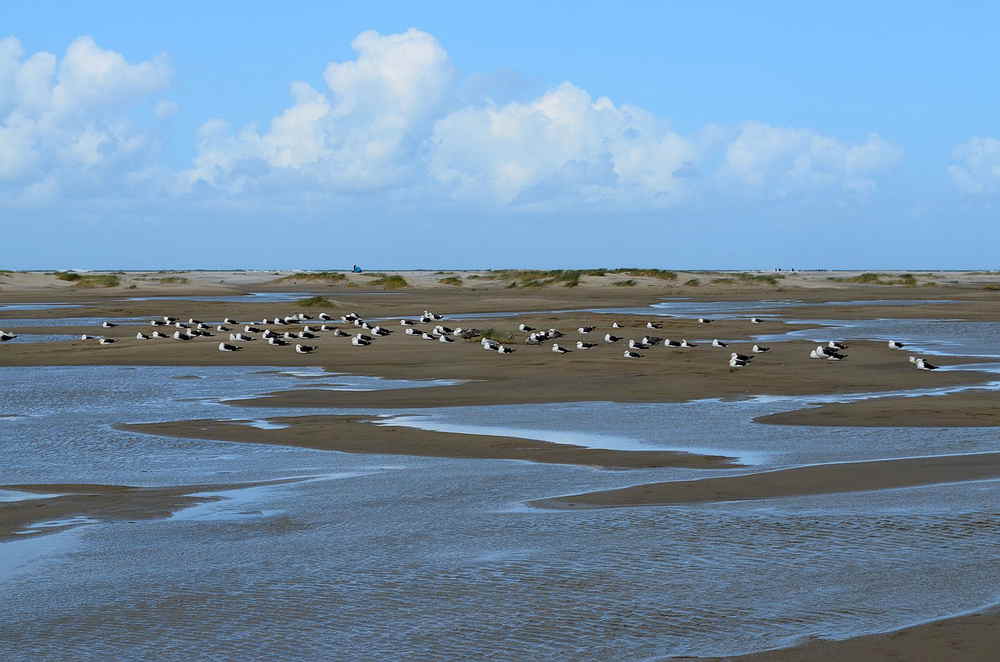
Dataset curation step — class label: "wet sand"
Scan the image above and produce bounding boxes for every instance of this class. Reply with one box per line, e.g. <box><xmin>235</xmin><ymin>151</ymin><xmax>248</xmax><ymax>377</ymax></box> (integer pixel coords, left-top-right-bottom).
<box><xmin>120</xmin><ymin>416</ymin><xmax>740</xmax><ymax>470</ymax></box>
<box><xmin>531</xmin><ymin>452</ymin><xmax>1000</xmax><ymax>509</ymax></box>
<box><xmin>0</xmin><ymin>480</ymin><xmax>297</xmax><ymax>541</ymax></box>
<box><xmin>688</xmin><ymin>606</ymin><xmax>1000</xmax><ymax>661</ymax></box>
<box><xmin>6</xmin><ymin>271</ymin><xmax>1000</xmax><ymax>659</ymax></box>
<box><xmin>757</xmin><ymin>389</ymin><xmax>1000</xmax><ymax>427</ymax></box>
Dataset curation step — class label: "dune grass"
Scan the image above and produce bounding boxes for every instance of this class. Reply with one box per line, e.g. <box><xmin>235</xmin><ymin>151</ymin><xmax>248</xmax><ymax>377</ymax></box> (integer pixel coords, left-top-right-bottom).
<box><xmin>684</xmin><ymin>278</ymin><xmax>701</xmax><ymax>287</ymax></box>
<box><xmin>612</xmin><ymin>279</ymin><xmax>637</xmax><ymax>287</ymax></box>
<box><xmin>277</xmin><ymin>271</ymin><xmax>347</xmax><ymax>283</ymax></box>
<box><xmin>297</xmin><ymin>296</ymin><xmax>335</xmax><ymax>307</ymax></box>
<box><xmin>74</xmin><ymin>274</ymin><xmax>121</xmax><ymax>288</ymax></box>
<box><xmin>438</xmin><ymin>276</ymin><xmax>463</xmax><ymax>286</ymax></box>
<box><xmin>370</xmin><ymin>274</ymin><xmax>409</xmax><ymax>289</ymax></box>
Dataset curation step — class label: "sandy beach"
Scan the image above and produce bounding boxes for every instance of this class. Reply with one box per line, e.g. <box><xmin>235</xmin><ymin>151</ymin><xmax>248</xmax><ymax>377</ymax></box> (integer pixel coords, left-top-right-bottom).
<box><xmin>4</xmin><ymin>268</ymin><xmax>1000</xmax><ymax>660</ymax></box>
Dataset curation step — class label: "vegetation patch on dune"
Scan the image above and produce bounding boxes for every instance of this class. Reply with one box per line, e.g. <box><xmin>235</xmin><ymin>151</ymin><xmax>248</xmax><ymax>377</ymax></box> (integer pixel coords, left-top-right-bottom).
<box><xmin>278</xmin><ymin>271</ymin><xmax>347</xmax><ymax>283</ymax></box>
<box><xmin>370</xmin><ymin>274</ymin><xmax>409</xmax><ymax>289</ymax></box>
<box><xmin>684</xmin><ymin>278</ymin><xmax>701</xmax><ymax>287</ymax></box>
<box><xmin>297</xmin><ymin>296</ymin><xmax>335</xmax><ymax>307</ymax></box>
<box><xmin>55</xmin><ymin>271</ymin><xmax>81</xmax><ymax>282</ymax></box>
<box><xmin>615</xmin><ymin>268</ymin><xmax>677</xmax><ymax>281</ymax></box>
<box><xmin>154</xmin><ymin>276</ymin><xmax>189</xmax><ymax>284</ymax></box>
<box><xmin>827</xmin><ymin>272</ymin><xmax>919</xmax><ymax>286</ymax></box>
<box><xmin>438</xmin><ymin>276</ymin><xmax>463</xmax><ymax>286</ymax></box>
<box><xmin>612</xmin><ymin>279</ymin><xmax>637</xmax><ymax>287</ymax></box>
<box><xmin>74</xmin><ymin>274</ymin><xmax>121</xmax><ymax>288</ymax></box>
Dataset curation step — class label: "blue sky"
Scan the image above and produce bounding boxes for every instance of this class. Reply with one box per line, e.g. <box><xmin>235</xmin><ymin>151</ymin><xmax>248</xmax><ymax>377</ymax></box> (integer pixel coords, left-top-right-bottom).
<box><xmin>4</xmin><ymin>1</ymin><xmax>1000</xmax><ymax>269</ymax></box>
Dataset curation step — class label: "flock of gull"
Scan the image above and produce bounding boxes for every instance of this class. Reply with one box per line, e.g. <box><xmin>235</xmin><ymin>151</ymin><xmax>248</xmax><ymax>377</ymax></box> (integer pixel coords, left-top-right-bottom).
<box><xmin>0</xmin><ymin>309</ymin><xmax>940</xmax><ymax>371</ymax></box>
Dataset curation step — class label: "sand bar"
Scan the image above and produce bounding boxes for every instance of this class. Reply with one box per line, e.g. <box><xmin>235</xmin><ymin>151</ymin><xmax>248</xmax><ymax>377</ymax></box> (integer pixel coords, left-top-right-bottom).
<box><xmin>120</xmin><ymin>416</ymin><xmax>740</xmax><ymax>470</ymax></box>
<box><xmin>0</xmin><ymin>480</ymin><xmax>299</xmax><ymax>541</ymax></box>
<box><xmin>530</xmin><ymin>452</ymin><xmax>1000</xmax><ymax>509</ymax></box>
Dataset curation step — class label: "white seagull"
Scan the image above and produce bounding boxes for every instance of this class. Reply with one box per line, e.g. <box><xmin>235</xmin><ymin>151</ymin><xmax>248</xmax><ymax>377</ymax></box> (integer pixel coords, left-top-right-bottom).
<box><xmin>0</xmin><ymin>331</ymin><xmax>17</xmax><ymax>342</ymax></box>
<box><xmin>711</xmin><ymin>339</ymin><xmax>728</xmax><ymax>348</ymax></box>
<box><xmin>752</xmin><ymin>344</ymin><xmax>770</xmax><ymax>353</ymax></box>
<box><xmin>218</xmin><ymin>342</ymin><xmax>242</xmax><ymax>352</ymax></box>
<box><xmin>623</xmin><ymin>350</ymin><xmax>642</xmax><ymax>358</ymax></box>
<box><xmin>680</xmin><ymin>339</ymin><xmax>696</xmax><ymax>348</ymax></box>
<box><xmin>497</xmin><ymin>345</ymin><xmax>514</xmax><ymax>354</ymax></box>
<box><xmin>296</xmin><ymin>344</ymin><xmax>317</xmax><ymax>353</ymax></box>
<box><xmin>750</xmin><ymin>317</ymin><xmax>763</xmax><ymax>324</ymax></box>
<box><xmin>915</xmin><ymin>358</ymin><xmax>939</xmax><ymax>370</ymax></box>
<box><xmin>98</xmin><ymin>338</ymin><xmax>116</xmax><ymax>344</ymax></box>
<box><xmin>888</xmin><ymin>340</ymin><xmax>905</xmax><ymax>350</ymax></box>
<box><xmin>101</xmin><ymin>321</ymin><xmax>117</xmax><ymax>328</ymax></box>
<box><xmin>552</xmin><ymin>343</ymin><xmax>570</xmax><ymax>354</ymax></box>
<box><xmin>136</xmin><ymin>332</ymin><xmax>150</xmax><ymax>340</ymax></box>
<box><xmin>604</xmin><ymin>333</ymin><xmax>622</xmax><ymax>343</ymax></box>
<box><xmin>576</xmin><ymin>341</ymin><xmax>597</xmax><ymax>349</ymax></box>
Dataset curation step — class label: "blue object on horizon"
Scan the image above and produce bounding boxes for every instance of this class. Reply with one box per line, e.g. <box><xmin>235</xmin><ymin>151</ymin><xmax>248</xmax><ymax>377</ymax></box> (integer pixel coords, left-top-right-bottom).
<box><xmin>353</xmin><ymin>264</ymin><xmax>362</xmax><ymax>273</ymax></box>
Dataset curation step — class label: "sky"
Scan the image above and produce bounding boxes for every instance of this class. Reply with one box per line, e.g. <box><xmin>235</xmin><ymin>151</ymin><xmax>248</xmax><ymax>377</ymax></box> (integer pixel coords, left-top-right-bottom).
<box><xmin>3</xmin><ymin>1</ymin><xmax>1000</xmax><ymax>270</ymax></box>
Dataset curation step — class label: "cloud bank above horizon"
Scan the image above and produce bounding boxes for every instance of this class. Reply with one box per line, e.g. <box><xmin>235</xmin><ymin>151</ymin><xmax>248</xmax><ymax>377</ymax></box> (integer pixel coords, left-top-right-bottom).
<box><xmin>3</xmin><ymin>28</ymin><xmax>943</xmax><ymax>216</ymax></box>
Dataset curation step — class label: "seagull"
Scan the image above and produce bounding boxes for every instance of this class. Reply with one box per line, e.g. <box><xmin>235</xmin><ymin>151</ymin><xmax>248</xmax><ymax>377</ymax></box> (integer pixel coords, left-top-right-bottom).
<box><xmin>612</xmin><ymin>321</ymin><xmax>623</xmax><ymax>328</ymax></box>
<box><xmin>815</xmin><ymin>345</ymin><xmax>846</xmax><ymax>359</ymax></box>
<box><xmin>663</xmin><ymin>338</ymin><xmax>682</xmax><ymax>348</ymax></box>
<box><xmin>680</xmin><ymin>339</ymin><xmax>697</xmax><ymax>348</ymax></box>
<box><xmin>320</xmin><ymin>324</ymin><xmax>337</xmax><ymax>332</ymax></box>
<box><xmin>188</xmin><ymin>318</ymin><xmax>202</xmax><ymax>324</ymax></box>
<box><xmin>519</xmin><ymin>323</ymin><xmax>535</xmax><ymax>332</ymax></box>
<box><xmin>731</xmin><ymin>352</ymin><xmax>753</xmax><ymax>362</ymax></box>
<box><xmin>576</xmin><ymin>341</ymin><xmax>597</xmax><ymax>349</ymax></box>
<box><xmin>424</xmin><ymin>311</ymin><xmax>444</xmax><ymax>321</ymax></box>
<box><xmin>421</xmin><ymin>332</ymin><xmax>436</xmax><ymax>341</ymax></box>
<box><xmin>101</xmin><ymin>321</ymin><xmax>117</xmax><ymax>328</ymax></box>
<box><xmin>296</xmin><ymin>344</ymin><xmax>318</xmax><ymax>353</ymax></box>
<box><xmin>98</xmin><ymin>338</ymin><xmax>116</xmax><ymax>345</ymax></box>
<box><xmin>174</xmin><ymin>322</ymin><xmax>190</xmax><ymax>329</ymax></box>
<box><xmin>163</xmin><ymin>316</ymin><xmax>177</xmax><ymax>323</ymax></box>
<box><xmin>623</xmin><ymin>350</ymin><xmax>642</xmax><ymax>358</ymax></box>
<box><xmin>404</xmin><ymin>327</ymin><xmax>420</xmax><ymax>336</ymax></box>
<box><xmin>0</xmin><ymin>331</ymin><xmax>16</xmax><ymax>342</ymax></box>
<box><xmin>297</xmin><ymin>331</ymin><xmax>317</xmax><ymax>339</ymax></box>
<box><xmin>578</xmin><ymin>326</ymin><xmax>595</xmax><ymax>334</ymax></box>
<box><xmin>645</xmin><ymin>321</ymin><xmax>662</xmax><ymax>329</ymax></box>
<box><xmin>552</xmin><ymin>343</ymin><xmax>571</xmax><ymax>354</ymax></box>
<box><xmin>223</xmin><ymin>318</ymin><xmax>237</xmax><ymax>325</ymax></box>
<box><xmin>267</xmin><ymin>337</ymin><xmax>288</xmax><ymax>346</ymax></box>
<box><xmin>729</xmin><ymin>356</ymin><xmax>749</xmax><ymax>369</ymax></box>
<box><xmin>711</xmin><ymin>339</ymin><xmax>728</xmax><ymax>348</ymax></box>
<box><xmin>750</xmin><ymin>317</ymin><xmax>763</xmax><ymax>324</ymax></box>
<box><xmin>888</xmin><ymin>340</ymin><xmax>905</xmax><ymax>350</ymax></box>
<box><xmin>438</xmin><ymin>334</ymin><xmax>454</xmax><ymax>343</ymax></box>
<box><xmin>136</xmin><ymin>332</ymin><xmax>150</xmax><ymax>340</ymax></box>
<box><xmin>641</xmin><ymin>336</ymin><xmax>662</xmax><ymax>345</ymax></box>
<box><xmin>698</xmin><ymin>318</ymin><xmax>712</xmax><ymax>324</ymax></box>
<box><xmin>482</xmin><ymin>339</ymin><xmax>500</xmax><ymax>350</ymax></box>
<box><xmin>497</xmin><ymin>345</ymin><xmax>514</xmax><ymax>354</ymax></box>
<box><xmin>172</xmin><ymin>331</ymin><xmax>193</xmax><ymax>341</ymax></box>
<box><xmin>319</xmin><ymin>313</ymin><xmax>333</xmax><ymax>321</ymax></box>
<box><xmin>80</xmin><ymin>334</ymin><xmax>97</xmax><ymax>340</ymax></box>
<box><xmin>828</xmin><ymin>341</ymin><xmax>848</xmax><ymax>350</ymax></box>
<box><xmin>915</xmin><ymin>358</ymin><xmax>938</xmax><ymax>370</ymax></box>
<box><xmin>232</xmin><ymin>333</ymin><xmax>254</xmax><ymax>342</ymax></box>
<box><xmin>433</xmin><ymin>325</ymin><xmax>454</xmax><ymax>336</ymax></box>
<box><xmin>372</xmin><ymin>326</ymin><xmax>391</xmax><ymax>336</ymax></box>
<box><xmin>150</xmin><ymin>320</ymin><xmax>166</xmax><ymax>326</ymax></box>
<box><xmin>151</xmin><ymin>331</ymin><xmax>169</xmax><ymax>339</ymax></box>
<box><xmin>400</xmin><ymin>319</ymin><xmax>416</xmax><ymax>326</ymax></box>
<box><xmin>752</xmin><ymin>344</ymin><xmax>770</xmax><ymax>353</ymax></box>
<box><xmin>245</xmin><ymin>325</ymin><xmax>263</xmax><ymax>333</ymax></box>
<box><xmin>352</xmin><ymin>335</ymin><xmax>372</xmax><ymax>346</ymax></box>
<box><xmin>333</xmin><ymin>329</ymin><xmax>351</xmax><ymax>337</ymax></box>
<box><xmin>604</xmin><ymin>333</ymin><xmax>622</xmax><ymax>343</ymax></box>
<box><xmin>628</xmin><ymin>339</ymin><xmax>650</xmax><ymax>350</ymax></box>
<box><xmin>218</xmin><ymin>342</ymin><xmax>242</xmax><ymax>352</ymax></box>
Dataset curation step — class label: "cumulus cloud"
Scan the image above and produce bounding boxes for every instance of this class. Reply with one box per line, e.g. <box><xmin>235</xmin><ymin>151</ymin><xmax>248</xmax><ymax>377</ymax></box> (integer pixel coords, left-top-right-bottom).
<box><xmin>184</xmin><ymin>28</ymin><xmax>453</xmax><ymax>195</ymax></box>
<box><xmin>949</xmin><ymin>137</ymin><xmax>1000</xmax><ymax>194</ymax></box>
<box><xmin>0</xmin><ymin>35</ymin><xmax>169</xmax><ymax>205</ymax></box>
<box><xmin>183</xmin><ymin>28</ymin><xmax>901</xmax><ymax>211</ymax></box>
<box><xmin>3</xmin><ymin>29</ymin><xmax>902</xmax><ymax>213</ymax></box>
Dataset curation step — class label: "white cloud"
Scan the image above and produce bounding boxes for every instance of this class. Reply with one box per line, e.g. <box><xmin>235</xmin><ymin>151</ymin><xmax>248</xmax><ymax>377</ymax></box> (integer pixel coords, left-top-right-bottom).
<box><xmin>183</xmin><ymin>28</ymin><xmax>453</xmax><ymax>194</ymax></box>
<box><xmin>949</xmin><ymin>137</ymin><xmax>1000</xmax><ymax>194</ymax></box>
<box><xmin>184</xmin><ymin>29</ymin><xmax>901</xmax><ymax>211</ymax></box>
<box><xmin>2</xmin><ymin>30</ymin><xmax>902</xmax><ymax>214</ymax></box>
<box><xmin>0</xmin><ymin>35</ymin><xmax>169</xmax><ymax>206</ymax></box>
<box><xmin>155</xmin><ymin>99</ymin><xmax>179</xmax><ymax>119</ymax></box>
